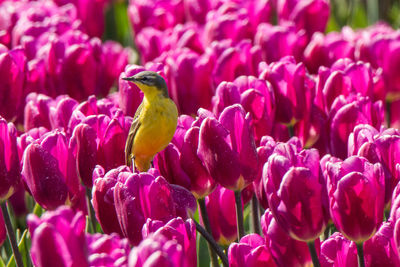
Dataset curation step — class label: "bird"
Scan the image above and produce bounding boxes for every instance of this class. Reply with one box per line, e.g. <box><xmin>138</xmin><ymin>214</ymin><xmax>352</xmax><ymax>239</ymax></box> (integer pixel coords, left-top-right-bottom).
<box><xmin>122</xmin><ymin>71</ymin><xmax>178</xmax><ymax>172</ymax></box>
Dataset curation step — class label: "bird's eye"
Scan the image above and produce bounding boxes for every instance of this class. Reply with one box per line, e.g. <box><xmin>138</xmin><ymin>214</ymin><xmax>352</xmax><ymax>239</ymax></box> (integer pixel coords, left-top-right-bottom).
<box><xmin>141</xmin><ymin>77</ymin><xmax>148</xmax><ymax>81</ymax></box>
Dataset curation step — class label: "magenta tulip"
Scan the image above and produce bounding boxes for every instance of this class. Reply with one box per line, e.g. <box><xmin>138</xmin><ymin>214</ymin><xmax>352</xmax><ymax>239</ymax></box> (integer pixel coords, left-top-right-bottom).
<box><xmin>325</xmin><ymin>156</ymin><xmax>385</xmax><ymax>243</ymax></box>
<box><xmin>198</xmin><ymin>104</ymin><xmax>258</xmax><ymax>191</ymax></box>
<box><xmin>228</xmin><ymin>234</ymin><xmax>277</xmax><ymax>267</ymax></box>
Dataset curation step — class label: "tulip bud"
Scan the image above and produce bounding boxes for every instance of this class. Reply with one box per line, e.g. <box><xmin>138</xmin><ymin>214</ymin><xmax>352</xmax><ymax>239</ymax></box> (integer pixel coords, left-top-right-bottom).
<box><xmin>228</xmin><ymin>234</ymin><xmax>276</xmax><ymax>267</ymax></box>
<box><xmin>325</xmin><ymin>156</ymin><xmax>385</xmax><ymax>243</ymax></box>
<box><xmin>0</xmin><ymin>118</ymin><xmax>20</xmax><ymax>201</ymax></box>
<box><xmin>28</xmin><ymin>206</ymin><xmax>89</xmax><ymax>267</ymax></box>
<box><xmin>198</xmin><ymin>105</ymin><xmax>258</xmax><ymax>190</ymax></box>
<box><xmin>264</xmin><ymin>140</ymin><xmax>330</xmax><ymax>241</ymax></box>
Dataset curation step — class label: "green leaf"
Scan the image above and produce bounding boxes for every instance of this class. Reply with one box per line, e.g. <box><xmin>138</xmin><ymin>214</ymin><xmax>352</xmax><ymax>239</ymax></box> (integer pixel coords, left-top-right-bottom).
<box><xmin>6</xmin><ymin>229</ymin><xmax>31</xmax><ymax>267</ymax></box>
<box><xmin>197</xmin><ymin>233</ymin><xmax>210</xmax><ymax>267</ymax></box>
<box><xmin>0</xmin><ymin>256</ymin><xmax>5</xmax><ymax>267</ymax></box>
<box><xmin>32</xmin><ymin>203</ymin><xmax>43</xmax><ymax>217</ymax></box>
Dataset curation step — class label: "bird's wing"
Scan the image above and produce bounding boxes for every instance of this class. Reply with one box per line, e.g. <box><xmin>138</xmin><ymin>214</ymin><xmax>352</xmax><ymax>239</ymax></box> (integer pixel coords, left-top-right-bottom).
<box><xmin>125</xmin><ymin>102</ymin><xmax>143</xmax><ymax>167</ymax></box>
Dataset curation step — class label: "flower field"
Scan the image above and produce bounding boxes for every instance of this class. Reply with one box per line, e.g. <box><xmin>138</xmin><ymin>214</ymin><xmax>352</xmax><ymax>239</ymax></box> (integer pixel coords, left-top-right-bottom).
<box><xmin>0</xmin><ymin>0</ymin><xmax>400</xmax><ymax>266</ymax></box>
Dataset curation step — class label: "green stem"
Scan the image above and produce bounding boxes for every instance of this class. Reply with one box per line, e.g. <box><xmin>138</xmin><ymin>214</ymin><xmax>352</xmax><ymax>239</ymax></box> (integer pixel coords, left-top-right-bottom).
<box><xmin>1</xmin><ymin>202</ymin><xmax>23</xmax><ymax>267</ymax></box>
<box><xmin>85</xmin><ymin>187</ymin><xmax>97</xmax><ymax>233</ymax></box>
<box><xmin>234</xmin><ymin>191</ymin><xmax>245</xmax><ymax>240</ymax></box>
<box><xmin>323</xmin><ymin>225</ymin><xmax>330</xmax><ymax>240</ymax></box>
<box><xmin>288</xmin><ymin>124</ymin><xmax>295</xmax><ymax>138</ymax></box>
<box><xmin>198</xmin><ymin>198</ymin><xmax>219</xmax><ymax>267</ymax></box>
<box><xmin>307</xmin><ymin>241</ymin><xmax>321</xmax><ymax>267</ymax></box>
<box><xmin>193</xmin><ymin>219</ymin><xmax>229</xmax><ymax>267</ymax></box>
<box><xmin>357</xmin><ymin>242</ymin><xmax>365</xmax><ymax>267</ymax></box>
<box><xmin>386</xmin><ymin>99</ymin><xmax>391</xmax><ymax>128</ymax></box>
<box><xmin>250</xmin><ymin>194</ymin><xmax>261</xmax><ymax>235</ymax></box>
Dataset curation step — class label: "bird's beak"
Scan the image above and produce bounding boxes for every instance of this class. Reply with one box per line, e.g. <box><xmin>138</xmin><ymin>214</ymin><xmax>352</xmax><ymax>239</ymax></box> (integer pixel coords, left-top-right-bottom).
<box><xmin>122</xmin><ymin>76</ymin><xmax>137</xmax><ymax>82</ymax></box>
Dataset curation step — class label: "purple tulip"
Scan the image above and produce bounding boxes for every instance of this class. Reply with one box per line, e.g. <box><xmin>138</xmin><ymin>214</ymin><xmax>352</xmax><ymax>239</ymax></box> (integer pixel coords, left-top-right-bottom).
<box><xmin>209</xmin><ymin>39</ymin><xmax>261</xmax><ymax>87</ymax></box>
<box><xmin>28</xmin><ymin>206</ymin><xmax>89</xmax><ymax>267</ymax></box>
<box><xmin>114</xmin><ymin>171</ymin><xmax>196</xmax><ymax>245</ymax></box>
<box><xmin>53</xmin><ymin>0</ymin><xmax>109</xmax><ymax>38</ymax></box>
<box><xmin>304</xmin><ymin>30</ymin><xmax>356</xmax><ymax>73</ymax></box>
<box><xmin>0</xmin><ymin>47</ymin><xmax>26</xmax><ymax>121</ymax></box>
<box><xmin>21</xmin><ymin>130</ymin><xmax>80</xmax><ymax>210</ymax></box>
<box><xmin>180</xmin><ymin>126</ymin><xmax>216</xmax><ymax>199</ymax></box>
<box><xmin>228</xmin><ymin>234</ymin><xmax>277</xmax><ymax>267</ymax></box>
<box><xmin>253</xmin><ymin>136</ymin><xmax>276</xmax><ymax>209</ymax></box>
<box><xmin>129</xmin><ymin>234</ymin><xmax>188</xmax><ymax>267</ymax></box>
<box><xmin>154</xmin><ymin>143</ymin><xmax>191</xmax><ymax>189</ymax></box>
<box><xmin>70</xmin><ymin>123</ymin><xmax>97</xmax><ymax>188</ymax></box>
<box><xmin>212</xmin><ymin>82</ymin><xmax>241</xmax><ymax>116</ymax></box>
<box><xmin>86</xmin><ymin>233</ymin><xmax>130</xmax><ymax>267</ymax></box>
<box><xmin>204</xmin><ymin>185</ymin><xmax>238</xmax><ymax>245</ymax></box>
<box><xmin>128</xmin><ymin>0</ymin><xmax>185</xmax><ymax>34</ymax></box>
<box><xmin>203</xmin><ymin>3</ymin><xmax>252</xmax><ymax>46</ymax></box>
<box><xmin>264</xmin><ymin>139</ymin><xmax>330</xmax><ymax>241</ymax></box>
<box><xmin>234</xmin><ymin>75</ymin><xmax>276</xmax><ymax>142</ymax></box>
<box><xmin>277</xmin><ymin>0</ymin><xmax>330</xmax><ymax>37</ymax></box>
<box><xmin>198</xmin><ymin>104</ymin><xmax>258</xmax><ymax>191</ymax></box>
<box><xmin>363</xmin><ymin>221</ymin><xmax>400</xmax><ymax>267</ymax></box>
<box><xmin>325</xmin><ymin>156</ymin><xmax>385</xmax><ymax>243</ymax></box>
<box><xmin>315</xmin><ymin>59</ymin><xmax>376</xmax><ymax>113</ymax></box>
<box><xmin>319</xmin><ymin>232</ymin><xmax>358</xmax><ymax>267</ymax></box>
<box><xmin>160</xmin><ymin>48</ymin><xmax>214</xmax><ymax>115</ymax></box>
<box><xmin>255</xmin><ymin>23</ymin><xmax>308</xmax><ymax>64</ymax></box>
<box><xmin>183</xmin><ymin>0</ymin><xmax>211</xmax><ymax>24</ymax></box>
<box><xmin>142</xmin><ymin>217</ymin><xmax>197</xmax><ymax>267</ymax></box>
<box><xmin>259</xmin><ymin>56</ymin><xmax>314</xmax><ymax>126</ymax></box>
<box><xmin>261</xmin><ymin>209</ymin><xmax>320</xmax><ymax>267</ymax></box>
<box><xmin>328</xmin><ymin>94</ymin><xmax>383</xmax><ymax>159</ymax></box>
<box><xmin>0</xmin><ymin>118</ymin><xmax>20</xmax><ymax>200</ymax></box>
<box><xmin>92</xmin><ymin>165</ymin><xmax>126</xmax><ymax>236</ymax></box>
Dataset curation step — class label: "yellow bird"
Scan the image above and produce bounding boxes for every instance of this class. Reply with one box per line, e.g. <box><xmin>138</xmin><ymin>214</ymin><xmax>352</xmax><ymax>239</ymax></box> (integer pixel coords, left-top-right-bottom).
<box><xmin>122</xmin><ymin>71</ymin><xmax>178</xmax><ymax>172</ymax></box>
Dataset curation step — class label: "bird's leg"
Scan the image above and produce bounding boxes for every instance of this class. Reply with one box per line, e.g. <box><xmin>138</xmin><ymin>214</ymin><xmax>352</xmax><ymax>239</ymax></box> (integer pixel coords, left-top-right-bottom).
<box><xmin>151</xmin><ymin>160</ymin><xmax>154</xmax><ymax>168</ymax></box>
<box><xmin>133</xmin><ymin>156</ymin><xmax>138</xmax><ymax>173</ymax></box>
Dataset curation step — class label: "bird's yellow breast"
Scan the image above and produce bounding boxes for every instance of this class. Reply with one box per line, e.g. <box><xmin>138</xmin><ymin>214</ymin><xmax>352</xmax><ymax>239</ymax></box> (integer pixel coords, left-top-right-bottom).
<box><xmin>132</xmin><ymin>97</ymin><xmax>178</xmax><ymax>163</ymax></box>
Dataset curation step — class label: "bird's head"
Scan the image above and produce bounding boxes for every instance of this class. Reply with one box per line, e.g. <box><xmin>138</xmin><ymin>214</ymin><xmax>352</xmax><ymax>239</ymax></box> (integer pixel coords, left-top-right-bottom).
<box><xmin>122</xmin><ymin>71</ymin><xmax>169</xmax><ymax>98</ymax></box>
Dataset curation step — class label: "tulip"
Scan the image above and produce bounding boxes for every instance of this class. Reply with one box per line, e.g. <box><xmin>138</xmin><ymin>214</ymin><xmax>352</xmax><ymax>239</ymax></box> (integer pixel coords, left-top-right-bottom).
<box><xmin>52</xmin><ymin>0</ymin><xmax>108</xmax><ymax>38</ymax></box>
<box><xmin>27</xmin><ymin>206</ymin><xmax>89</xmax><ymax>267</ymax></box>
<box><xmin>228</xmin><ymin>234</ymin><xmax>277</xmax><ymax>267</ymax></box>
<box><xmin>363</xmin><ymin>221</ymin><xmax>400</xmax><ymax>267</ymax></box>
<box><xmin>253</xmin><ymin>136</ymin><xmax>276</xmax><ymax>209</ymax></box>
<box><xmin>325</xmin><ymin>156</ymin><xmax>385</xmax><ymax>243</ymax></box>
<box><xmin>203</xmin><ymin>4</ymin><xmax>252</xmax><ymax>46</ymax></box>
<box><xmin>129</xmin><ymin>234</ymin><xmax>188</xmax><ymax>267</ymax></box>
<box><xmin>304</xmin><ymin>30</ymin><xmax>356</xmax><ymax>73</ymax></box>
<box><xmin>328</xmin><ymin>94</ymin><xmax>383</xmax><ymax>159</ymax></box>
<box><xmin>0</xmin><ymin>118</ymin><xmax>20</xmax><ymax>201</ymax></box>
<box><xmin>211</xmin><ymin>82</ymin><xmax>241</xmax><ymax>117</ymax></box>
<box><xmin>127</xmin><ymin>0</ymin><xmax>185</xmax><ymax>34</ymax></box>
<box><xmin>319</xmin><ymin>232</ymin><xmax>358</xmax><ymax>267</ymax></box>
<box><xmin>180</xmin><ymin>126</ymin><xmax>216</xmax><ymax>199</ymax></box>
<box><xmin>160</xmin><ymin>48</ymin><xmax>214</xmax><ymax>115</ymax></box>
<box><xmin>198</xmin><ymin>104</ymin><xmax>258</xmax><ymax>191</ymax></box>
<box><xmin>210</xmin><ymin>39</ymin><xmax>261</xmax><ymax>87</ymax></box>
<box><xmin>142</xmin><ymin>217</ymin><xmax>197</xmax><ymax>267</ymax></box>
<box><xmin>277</xmin><ymin>0</ymin><xmax>330</xmax><ymax>37</ymax></box>
<box><xmin>153</xmin><ymin>143</ymin><xmax>191</xmax><ymax>190</ymax></box>
<box><xmin>183</xmin><ymin>0</ymin><xmax>211</xmax><ymax>24</ymax></box>
<box><xmin>86</xmin><ymin>233</ymin><xmax>130</xmax><ymax>267</ymax></box>
<box><xmin>204</xmin><ymin>185</ymin><xmax>239</xmax><ymax>245</ymax></box>
<box><xmin>92</xmin><ymin>165</ymin><xmax>125</xmax><ymax>236</ymax></box>
<box><xmin>261</xmin><ymin>209</ymin><xmax>320</xmax><ymax>267</ymax></box>
<box><xmin>114</xmin><ymin>171</ymin><xmax>196</xmax><ymax>245</ymax></box>
<box><xmin>255</xmin><ymin>24</ymin><xmax>308</xmax><ymax>64</ymax></box>
<box><xmin>21</xmin><ymin>130</ymin><xmax>80</xmax><ymax>210</ymax></box>
<box><xmin>259</xmin><ymin>56</ymin><xmax>314</xmax><ymax>126</ymax></box>
<box><xmin>70</xmin><ymin>123</ymin><xmax>98</xmax><ymax>188</ymax></box>
<box><xmin>0</xmin><ymin>47</ymin><xmax>26</xmax><ymax>121</ymax></box>
<box><xmin>264</xmin><ymin>139</ymin><xmax>330</xmax><ymax>242</ymax></box>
